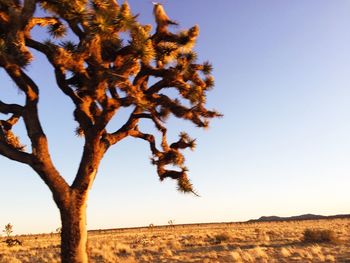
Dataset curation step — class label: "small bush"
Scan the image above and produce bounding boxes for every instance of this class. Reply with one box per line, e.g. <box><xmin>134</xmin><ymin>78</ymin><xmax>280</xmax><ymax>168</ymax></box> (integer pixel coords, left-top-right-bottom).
<box><xmin>302</xmin><ymin>229</ymin><xmax>338</xmax><ymax>244</ymax></box>
<box><xmin>3</xmin><ymin>238</ymin><xmax>22</xmax><ymax>247</ymax></box>
<box><xmin>214</xmin><ymin>232</ymin><xmax>232</xmax><ymax>243</ymax></box>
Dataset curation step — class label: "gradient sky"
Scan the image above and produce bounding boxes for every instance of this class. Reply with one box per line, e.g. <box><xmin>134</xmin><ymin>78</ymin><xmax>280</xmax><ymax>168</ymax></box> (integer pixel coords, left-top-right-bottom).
<box><xmin>1</xmin><ymin>1</ymin><xmax>350</xmax><ymax>235</ymax></box>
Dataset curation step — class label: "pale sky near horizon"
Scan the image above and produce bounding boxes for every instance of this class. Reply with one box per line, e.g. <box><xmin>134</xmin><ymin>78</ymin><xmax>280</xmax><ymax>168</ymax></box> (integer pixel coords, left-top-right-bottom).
<box><xmin>1</xmin><ymin>1</ymin><xmax>350</xmax><ymax>235</ymax></box>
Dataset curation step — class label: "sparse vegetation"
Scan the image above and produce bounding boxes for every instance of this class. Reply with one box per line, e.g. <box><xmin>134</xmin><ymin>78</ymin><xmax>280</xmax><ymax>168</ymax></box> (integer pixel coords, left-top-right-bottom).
<box><xmin>148</xmin><ymin>224</ymin><xmax>154</xmax><ymax>232</ymax></box>
<box><xmin>168</xmin><ymin>220</ymin><xmax>175</xmax><ymax>228</ymax></box>
<box><xmin>0</xmin><ymin>218</ymin><xmax>349</xmax><ymax>262</ymax></box>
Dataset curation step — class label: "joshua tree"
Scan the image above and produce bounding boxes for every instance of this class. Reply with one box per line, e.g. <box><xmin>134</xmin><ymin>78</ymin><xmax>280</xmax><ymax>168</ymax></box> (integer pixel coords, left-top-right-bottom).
<box><xmin>3</xmin><ymin>223</ymin><xmax>13</xmax><ymax>238</ymax></box>
<box><xmin>0</xmin><ymin>1</ymin><xmax>220</xmax><ymax>262</ymax></box>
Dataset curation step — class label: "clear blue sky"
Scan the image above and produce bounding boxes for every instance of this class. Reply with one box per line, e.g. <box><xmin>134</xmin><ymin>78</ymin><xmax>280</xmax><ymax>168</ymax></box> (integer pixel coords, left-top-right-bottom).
<box><xmin>1</xmin><ymin>1</ymin><xmax>350</xmax><ymax>234</ymax></box>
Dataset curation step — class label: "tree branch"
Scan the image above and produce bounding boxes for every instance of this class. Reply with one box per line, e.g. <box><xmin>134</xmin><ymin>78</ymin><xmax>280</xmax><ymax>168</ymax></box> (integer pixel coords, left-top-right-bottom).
<box><xmin>145</xmin><ymin>79</ymin><xmax>169</xmax><ymax>94</ymax></box>
<box><xmin>20</xmin><ymin>0</ymin><xmax>36</xmax><ymax>29</ymax></box>
<box><xmin>66</xmin><ymin>19</ymin><xmax>84</xmax><ymax>40</ymax></box>
<box><xmin>4</xmin><ymin>64</ymin><xmax>39</xmax><ymax>96</ymax></box>
<box><xmin>71</xmin><ymin>132</ymin><xmax>107</xmax><ymax>193</ymax></box>
<box><xmin>2</xmin><ymin>64</ymin><xmax>70</xmax><ymax>197</ymax></box>
<box><xmin>54</xmin><ymin>68</ymin><xmax>83</xmax><ymax>105</ymax></box>
<box><xmin>25</xmin><ymin>38</ymin><xmax>53</xmax><ymax>58</ymax></box>
<box><xmin>0</xmin><ymin>114</ymin><xmax>20</xmax><ymax>130</ymax></box>
<box><xmin>105</xmin><ymin>108</ymin><xmax>143</xmax><ymax>145</ymax></box>
<box><xmin>0</xmin><ymin>101</ymin><xmax>24</xmax><ymax>115</ymax></box>
<box><xmin>0</xmin><ymin>140</ymin><xmax>32</xmax><ymax>164</ymax></box>
<box><xmin>129</xmin><ymin>127</ymin><xmax>159</xmax><ymax>155</ymax></box>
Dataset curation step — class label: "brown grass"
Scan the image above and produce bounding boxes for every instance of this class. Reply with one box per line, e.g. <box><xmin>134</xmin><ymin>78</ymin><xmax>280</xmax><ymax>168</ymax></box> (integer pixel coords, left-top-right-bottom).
<box><xmin>0</xmin><ymin>218</ymin><xmax>349</xmax><ymax>262</ymax></box>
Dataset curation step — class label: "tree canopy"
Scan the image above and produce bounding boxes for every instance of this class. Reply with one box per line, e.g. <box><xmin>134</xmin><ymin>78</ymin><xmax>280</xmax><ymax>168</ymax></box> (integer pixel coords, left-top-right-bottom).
<box><xmin>0</xmin><ymin>0</ymin><xmax>220</xmax><ymax>195</ymax></box>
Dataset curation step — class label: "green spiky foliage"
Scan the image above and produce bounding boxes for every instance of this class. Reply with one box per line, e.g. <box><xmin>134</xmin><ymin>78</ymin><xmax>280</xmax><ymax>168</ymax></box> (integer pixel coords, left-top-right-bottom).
<box><xmin>0</xmin><ymin>1</ymin><xmax>220</xmax><ymax>200</ymax></box>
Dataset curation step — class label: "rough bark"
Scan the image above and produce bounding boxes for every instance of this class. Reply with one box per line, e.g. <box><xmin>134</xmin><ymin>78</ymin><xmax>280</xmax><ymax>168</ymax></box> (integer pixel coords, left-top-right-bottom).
<box><xmin>57</xmin><ymin>136</ymin><xmax>102</xmax><ymax>263</ymax></box>
<box><xmin>59</xmin><ymin>191</ymin><xmax>89</xmax><ymax>263</ymax></box>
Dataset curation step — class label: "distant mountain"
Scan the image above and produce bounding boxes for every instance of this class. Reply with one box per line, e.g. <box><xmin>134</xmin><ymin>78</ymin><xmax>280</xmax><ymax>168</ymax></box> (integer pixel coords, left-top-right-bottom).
<box><xmin>248</xmin><ymin>213</ymin><xmax>350</xmax><ymax>223</ymax></box>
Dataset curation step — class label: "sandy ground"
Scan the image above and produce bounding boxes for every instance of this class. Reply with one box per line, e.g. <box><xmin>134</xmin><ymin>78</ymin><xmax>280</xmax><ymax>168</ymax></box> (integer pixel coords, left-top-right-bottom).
<box><xmin>0</xmin><ymin>218</ymin><xmax>349</xmax><ymax>262</ymax></box>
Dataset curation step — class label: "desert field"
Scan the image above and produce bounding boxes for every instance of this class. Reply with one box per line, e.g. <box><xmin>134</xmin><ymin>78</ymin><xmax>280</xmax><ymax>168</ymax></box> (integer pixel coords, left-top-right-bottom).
<box><xmin>0</xmin><ymin>218</ymin><xmax>349</xmax><ymax>262</ymax></box>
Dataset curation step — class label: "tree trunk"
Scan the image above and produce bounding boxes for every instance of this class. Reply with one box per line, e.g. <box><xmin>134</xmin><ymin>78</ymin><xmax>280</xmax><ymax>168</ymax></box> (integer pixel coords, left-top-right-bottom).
<box><xmin>59</xmin><ymin>193</ymin><xmax>89</xmax><ymax>263</ymax></box>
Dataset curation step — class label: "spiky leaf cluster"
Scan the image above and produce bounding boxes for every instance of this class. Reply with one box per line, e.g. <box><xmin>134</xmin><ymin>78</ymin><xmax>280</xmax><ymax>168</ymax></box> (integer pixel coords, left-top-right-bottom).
<box><xmin>39</xmin><ymin>0</ymin><xmax>87</xmax><ymax>20</ymax></box>
<box><xmin>47</xmin><ymin>20</ymin><xmax>66</xmax><ymax>38</ymax></box>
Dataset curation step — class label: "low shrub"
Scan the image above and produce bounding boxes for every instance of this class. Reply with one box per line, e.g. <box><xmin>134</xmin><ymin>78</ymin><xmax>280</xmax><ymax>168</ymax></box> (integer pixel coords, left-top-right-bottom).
<box><xmin>214</xmin><ymin>232</ymin><xmax>232</xmax><ymax>243</ymax></box>
<box><xmin>302</xmin><ymin>229</ymin><xmax>338</xmax><ymax>244</ymax></box>
<box><xmin>2</xmin><ymin>238</ymin><xmax>22</xmax><ymax>247</ymax></box>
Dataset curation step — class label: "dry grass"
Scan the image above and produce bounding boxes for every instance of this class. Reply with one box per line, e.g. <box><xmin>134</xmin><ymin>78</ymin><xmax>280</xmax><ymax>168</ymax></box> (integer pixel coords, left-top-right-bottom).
<box><xmin>0</xmin><ymin>218</ymin><xmax>349</xmax><ymax>262</ymax></box>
